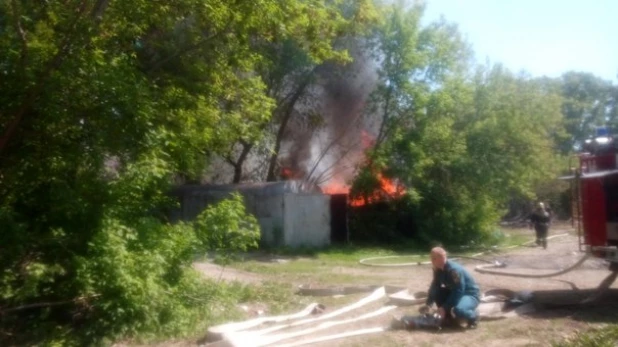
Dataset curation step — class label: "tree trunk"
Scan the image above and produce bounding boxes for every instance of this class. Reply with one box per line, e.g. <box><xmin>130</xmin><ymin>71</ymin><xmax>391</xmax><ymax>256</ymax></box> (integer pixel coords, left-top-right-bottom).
<box><xmin>232</xmin><ymin>141</ymin><xmax>253</xmax><ymax>183</ymax></box>
<box><xmin>265</xmin><ymin>73</ymin><xmax>314</xmax><ymax>181</ymax></box>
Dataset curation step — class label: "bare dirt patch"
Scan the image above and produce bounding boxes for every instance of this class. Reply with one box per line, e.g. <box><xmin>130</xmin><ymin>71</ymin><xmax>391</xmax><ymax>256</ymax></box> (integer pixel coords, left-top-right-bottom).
<box><xmin>193</xmin><ymin>262</ymin><xmax>265</xmax><ymax>284</ymax></box>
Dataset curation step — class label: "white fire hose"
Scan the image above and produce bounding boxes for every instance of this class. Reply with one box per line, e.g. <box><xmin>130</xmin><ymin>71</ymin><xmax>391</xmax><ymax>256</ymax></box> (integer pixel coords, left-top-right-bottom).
<box><xmin>205</xmin><ymin>233</ymin><xmax>616</xmax><ymax>346</ymax></box>
<box><xmin>358</xmin><ymin>233</ymin><xmax>571</xmax><ymax>269</ymax></box>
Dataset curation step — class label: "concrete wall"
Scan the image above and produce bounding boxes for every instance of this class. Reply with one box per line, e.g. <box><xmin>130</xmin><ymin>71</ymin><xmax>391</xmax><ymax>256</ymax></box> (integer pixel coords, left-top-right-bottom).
<box><xmin>244</xmin><ymin>194</ymin><xmax>285</xmax><ymax>248</ymax></box>
<box><xmin>169</xmin><ymin>182</ymin><xmax>331</xmax><ymax>248</ymax></box>
<box><xmin>283</xmin><ymin>194</ymin><xmax>331</xmax><ymax>248</ymax></box>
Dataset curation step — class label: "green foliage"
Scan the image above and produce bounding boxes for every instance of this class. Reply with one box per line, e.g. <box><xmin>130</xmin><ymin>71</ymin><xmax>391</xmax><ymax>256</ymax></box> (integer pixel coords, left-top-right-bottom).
<box><xmin>355</xmin><ymin>2</ymin><xmax>493</xmax><ymax>245</ymax></box>
<box><xmin>0</xmin><ymin>0</ymin><xmax>356</xmax><ymax>345</ymax></box>
<box><xmin>370</xmin><ymin>67</ymin><xmax>565</xmax><ymax>245</ymax></box>
<box><xmin>194</xmin><ymin>193</ymin><xmax>261</xmax><ymax>264</ymax></box>
<box><xmin>366</xmin><ymin>1</ymin><xmax>470</xmax><ymax>146</ymax></box>
<box><xmin>356</xmin><ymin>3</ymin><xmax>566</xmax><ymax>245</ymax></box>
<box><xmin>0</xmin><ymin>169</ymin><xmax>260</xmax><ymax>346</ymax></box>
<box><xmin>216</xmin><ymin>0</ymin><xmax>378</xmax><ymax>182</ymax></box>
<box><xmin>2</xmin><ymin>0</ymin><xmax>613</xmax><ymax>344</ymax></box>
<box><xmin>71</xmin><ymin>218</ymin><xmax>207</xmax><ymax>342</ymax></box>
<box><xmin>553</xmin><ymin>325</ymin><xmax>618</xmax><ymax>347</ymax></box>
<box><xmin>559</xmin><ymin>72</ymin><xmax>614</xmax><ymax>153</ymax></box>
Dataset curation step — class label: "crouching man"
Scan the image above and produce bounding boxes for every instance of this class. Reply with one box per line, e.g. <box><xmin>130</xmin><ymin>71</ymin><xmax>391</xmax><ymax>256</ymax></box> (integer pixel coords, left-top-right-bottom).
<box><xmin>421</xmin><ymin>246</ymin><xmax>480</xmax><ymax>329</ymax></box>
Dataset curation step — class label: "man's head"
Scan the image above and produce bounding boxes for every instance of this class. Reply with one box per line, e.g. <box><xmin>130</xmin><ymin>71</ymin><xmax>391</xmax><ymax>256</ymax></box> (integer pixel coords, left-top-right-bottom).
<box><xmin>430</xmin><ymin>247</ymin><xmax>447</xmax><ymax>270</ymax></box>
<box><xmin>537</xmin><ymin>202</ymin><xmax>545</xmax><ymax>210</ymax></box>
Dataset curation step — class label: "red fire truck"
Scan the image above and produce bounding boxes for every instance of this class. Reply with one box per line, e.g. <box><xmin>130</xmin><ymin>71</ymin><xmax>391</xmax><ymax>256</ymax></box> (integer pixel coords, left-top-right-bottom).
<box><xmin>569</xmin><ymin>128</ymin><xmax>618</xmax><ymax>273</ymax></box>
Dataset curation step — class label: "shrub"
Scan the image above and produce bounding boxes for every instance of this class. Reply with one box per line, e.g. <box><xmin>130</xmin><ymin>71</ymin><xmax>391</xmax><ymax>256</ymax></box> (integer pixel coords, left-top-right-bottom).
<box><xmin>194</xmin><ymin>192</ymin><xmax>261</xmax><ymax>265</ymax></box>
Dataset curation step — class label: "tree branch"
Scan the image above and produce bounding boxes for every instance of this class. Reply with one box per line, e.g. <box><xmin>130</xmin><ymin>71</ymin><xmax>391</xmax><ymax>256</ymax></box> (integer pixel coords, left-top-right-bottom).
<box><xmin>10</xmin><ymin>0</ymin><xmax>28</xmax><ymax>77</ymax></box>
<box><xmin>266</xmin><ymin>68</ymin><xmax>317</xmax><ymax>181</ymax></box>
<box><xmin>305</xmin><ymin>110</ymin><xmax>363</xmax><ymax>182</ymax></box>
<box><xmin>90</xmin><ymin>0</ymin><xmax>110</xmax><ymax>21</ymax></box>
<box><xmin>0</xmin><ymin>0</ymin><xmax>90</xmax><ymax>155</ymax></box>
<box><xmin>0</xmin><ymin>294</ymin><xmax>100</xmax><ymax>315</ymax></box>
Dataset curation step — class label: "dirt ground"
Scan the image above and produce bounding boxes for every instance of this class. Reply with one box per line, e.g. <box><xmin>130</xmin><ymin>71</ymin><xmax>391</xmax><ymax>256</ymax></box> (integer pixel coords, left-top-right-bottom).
<box><xmin>194</xmin><ymin>224</ymin><xmax>618</xmax><ymax>347</ymax></box>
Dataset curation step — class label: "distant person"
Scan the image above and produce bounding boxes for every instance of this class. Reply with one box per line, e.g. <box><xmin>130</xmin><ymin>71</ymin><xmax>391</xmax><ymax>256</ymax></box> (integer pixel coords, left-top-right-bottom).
<box><xmin>529</xmin><ymin>202</ymin><xmax>551</xmax><ymax>249</ymax></box>
<box><xmin>420</xmin><ymin>247</ymin><xmax>480</xmax><ymax>329</ymax></box>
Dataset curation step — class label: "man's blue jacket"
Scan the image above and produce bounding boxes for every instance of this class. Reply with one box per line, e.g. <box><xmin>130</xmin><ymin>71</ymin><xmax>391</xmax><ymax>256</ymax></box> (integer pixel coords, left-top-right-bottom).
<box><xmin>426</xmin><ymin>260</ymin><xmax>480</xmax><ymax>310</ymax></box>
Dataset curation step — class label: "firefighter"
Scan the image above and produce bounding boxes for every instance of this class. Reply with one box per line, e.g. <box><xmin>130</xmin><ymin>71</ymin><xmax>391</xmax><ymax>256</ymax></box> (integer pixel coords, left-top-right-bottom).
<box><xmin>420</xmin><ymin>247</ymin><xmax>481</xmax><ymax>329</ymax></box>
<box><xmin>529</xmin><ymin>202</ymin><xmax>551</xmax><ymax>249</ymax></box>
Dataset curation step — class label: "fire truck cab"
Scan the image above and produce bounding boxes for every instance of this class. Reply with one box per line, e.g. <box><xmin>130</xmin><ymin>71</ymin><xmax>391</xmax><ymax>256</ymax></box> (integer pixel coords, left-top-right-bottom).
<box><xmin>571</xmin><ymin>127</ymin><xmax>618</xmax><ymax>270</ymax></box>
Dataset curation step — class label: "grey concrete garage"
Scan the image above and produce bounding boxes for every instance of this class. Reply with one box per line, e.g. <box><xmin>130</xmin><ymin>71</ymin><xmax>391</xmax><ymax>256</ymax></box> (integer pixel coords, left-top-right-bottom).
<box><xmin>170</xmin><ymin>181</ymin><xmax>331</xmax><ymax>248</ymax></box>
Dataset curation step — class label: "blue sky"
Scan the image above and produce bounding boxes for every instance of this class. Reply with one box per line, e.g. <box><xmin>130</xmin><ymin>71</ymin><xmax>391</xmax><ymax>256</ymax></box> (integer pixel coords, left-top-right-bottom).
<box><xmin>422</xmin><ymin>0</ymin><xmax>618</xmax><ymax>82</ymax></box>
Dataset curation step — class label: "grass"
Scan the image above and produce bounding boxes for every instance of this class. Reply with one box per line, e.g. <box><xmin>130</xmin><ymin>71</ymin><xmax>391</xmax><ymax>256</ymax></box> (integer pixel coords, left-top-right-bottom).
<box><xmin>231</xmin><ymin>258</ymin><xmax>384</xmax><ymax>285</ymax></box>
<box><xmin>194</xmin><ymin>222</ymin><xmax>618</xmax><ymax>347</ymax></box>
<box><xmin>216</xmin><ymin>226</ymin><xmax>547</xmax><ymax>322</ymax></box>
<box><xmin>552</xmin><ymin>324</ymin><xmax>618</xmax><ymax>347</ymax></box>
<box><xmin>221</xmin><ymin>227</ymin><xmax>548</xmax><ymax>290</ymax></box>
<box><xmin>232</xmin><ymin>227</ymin><xmax>539</xmax><ymax>271</ymax></box>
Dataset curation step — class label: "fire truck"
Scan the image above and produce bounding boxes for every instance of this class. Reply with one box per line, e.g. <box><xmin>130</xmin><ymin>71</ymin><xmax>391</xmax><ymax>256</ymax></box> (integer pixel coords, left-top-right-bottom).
<box><xmin>568</xmin><ymin>127</ymin><xmax>618</xmax><ymax>275</ymax></box>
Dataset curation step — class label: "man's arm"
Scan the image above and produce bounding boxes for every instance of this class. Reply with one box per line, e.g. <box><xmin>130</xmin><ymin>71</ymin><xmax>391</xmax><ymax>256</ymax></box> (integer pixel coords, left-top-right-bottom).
<box><xmin>528</xmin><ymin>213</ymin><xmax>535</xmax><ymax>229</ymax></box>
<box><xmin>426</xmin><ymin>269</ymin><xmax>439</xmax><ymax>306</ymax></box>
<box><xmin>443</xmin><ymin>267</ymin><xmax>466</xmax><ymax>310</ymax></box>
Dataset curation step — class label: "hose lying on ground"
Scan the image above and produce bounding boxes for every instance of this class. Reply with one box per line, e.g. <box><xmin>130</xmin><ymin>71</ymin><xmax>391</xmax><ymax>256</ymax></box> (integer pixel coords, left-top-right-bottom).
<box><xmin>474</xmin><ymin>254</ymin><xmax>590</xmax><ymax>278</ymax></box>
<box><xmin>358</xmin><ymin>233</ymin><xmax>571</xmax><ymax>268</ymax></box>
<box><xmin>205</xmin><ymin>285</ymin><xmax>537</xmax><ymax>347</ymax></box>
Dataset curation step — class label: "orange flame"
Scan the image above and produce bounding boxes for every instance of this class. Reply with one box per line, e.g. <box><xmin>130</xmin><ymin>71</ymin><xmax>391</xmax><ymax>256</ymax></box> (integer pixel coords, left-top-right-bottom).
<box><xmin>320</xmin><ymin>129</ymin><xmax>406</xmax><ymax>206</ymax></box>
<box><xmin>321</xmin><ymin>181</ymin><xmax>350</xmax><ymax>195</ymax></box>
<box><xmin>321</xmin><ymin>174</ymin><xmax>405</xmax><ymax>206</ymax></box>
<box><xmin>281</xmin><ymin>167</ymin><xmax>293</xmax><ymax>180</ymax></box>
<box><xmin>361</xmin><ymin>130</ymin><xmax>376</xmax><ymax>150</ymax></box>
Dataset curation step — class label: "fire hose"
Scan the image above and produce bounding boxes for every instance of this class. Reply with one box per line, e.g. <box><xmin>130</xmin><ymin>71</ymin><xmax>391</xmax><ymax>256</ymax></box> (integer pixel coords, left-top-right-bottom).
<box><xmin>205</xmin><ymin>287</ymin><xmax>392</xmax><ymax>347</ymax></box>
<box><xmin>474</xmin><ymin>253</ymin><xmax>590</xmax><ymax>278</ymax></box>
<box><xmin>358</xmin><ymin>234</ymin><xmax>602</xmax><ymax>280</ymax></box>
<box><xmin>205</xmin><ymin>286</ymin><xmax>534</xmax><ymax>347</ymax></box>
<box><xmin>205</xmin><ymin>233</ymin><xmax>612</xmax><ymax>346</ymax></box>
<box><xmin>358</xmin><ymin>233</ymin><xmax>571</xmax><ymax>272</ymax></box>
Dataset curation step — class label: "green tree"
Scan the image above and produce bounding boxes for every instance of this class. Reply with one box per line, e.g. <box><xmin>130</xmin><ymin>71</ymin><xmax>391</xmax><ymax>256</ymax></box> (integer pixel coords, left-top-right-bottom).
<box><xmin>355</xmin><ymin>9</ymin><xmax>566</xmax><ymax>245</ymax></box>
<box><xmin>216</xmin><ymin>0</ymin><xmax>378</xmax><ymax>183</ymax></box>
<box><xmin>349</xmin><ymin>1</ymin><xmax>474</xmax><ymax>243</ymax></box>
<box><xmin>0</xmin><ymin>0</ymin><xmax>353</xmax><ymax>344</ymax></box>
<box><xmin>607</xmin><ymin>82</ymin><xmax>618</xmax><ymax>133</ymax></box>
<box><xmin>366</xmin><ymin>1</ymin><xmax>471</xmax><ymax>149</ymax></box>
<box><xmin>463</xmin><ymin>66</ymin><xmax>565</xmax><ymax>201</ymax></box>
<box><xmin>559</xmin><ymin>71</ymin><xmax>613</xmax><ymax>152</ymax></box>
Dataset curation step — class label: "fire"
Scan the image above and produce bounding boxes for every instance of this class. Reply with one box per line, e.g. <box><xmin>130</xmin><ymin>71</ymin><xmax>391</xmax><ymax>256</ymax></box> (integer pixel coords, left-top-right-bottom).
<box><xmin>280</xmin><ymin>167</ymin><xmax>303</xmax><ymax>180</ymax></box>
<box><xmin>360</xmin><ymin>130</ymin><xmax>375</xmax><ymax>150</ymax></box>
<box><xmin>321</xmin><ymin>174</ymin><xmax>405</xmax><ymax>206</ymax></box>
<box><xmin>321</xmin><ymin>181</ymin><xmax>350</xmax><ymax>195</ymax></box>
<box><xmin>319</xmin><ymin>129</ymin><xmax>405</xmax><ymax>206</ymax></box>
<box><xmin>281</xmin><ymin>167</ymin><xmax>293</xmax><ymax>180</ymax></box>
